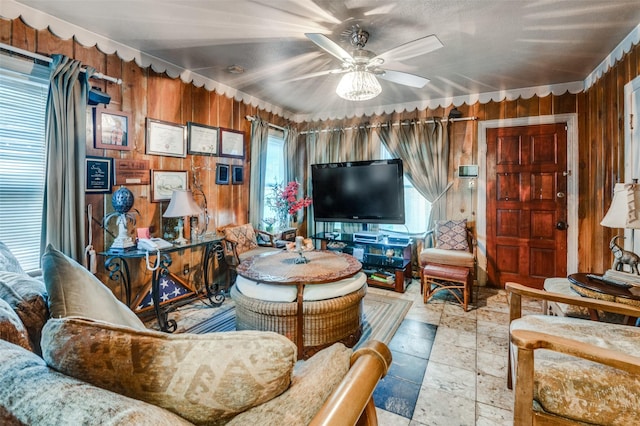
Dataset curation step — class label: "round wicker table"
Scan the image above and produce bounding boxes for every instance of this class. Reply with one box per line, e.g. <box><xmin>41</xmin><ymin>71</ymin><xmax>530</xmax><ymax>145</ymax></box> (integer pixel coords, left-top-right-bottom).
<box><xmin>235</xmin><ymin>250</ymin><xmax>362</xmax><ymax>358</ymax></box>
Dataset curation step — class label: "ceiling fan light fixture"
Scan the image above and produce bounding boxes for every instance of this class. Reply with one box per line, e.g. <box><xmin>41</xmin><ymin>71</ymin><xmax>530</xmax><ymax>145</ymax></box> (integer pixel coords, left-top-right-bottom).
<box><xmin>336</xmin><ymin>70</ymin><xmax>381</xmax><ymax>101</ymax></box>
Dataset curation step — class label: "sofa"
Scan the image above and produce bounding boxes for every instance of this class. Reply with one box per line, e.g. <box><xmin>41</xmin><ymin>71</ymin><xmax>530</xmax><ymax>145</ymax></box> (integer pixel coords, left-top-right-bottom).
<box><xmin>0</xmin><ymin>242</ymin><xmax>391</xmax><ymax>425</ymax></box>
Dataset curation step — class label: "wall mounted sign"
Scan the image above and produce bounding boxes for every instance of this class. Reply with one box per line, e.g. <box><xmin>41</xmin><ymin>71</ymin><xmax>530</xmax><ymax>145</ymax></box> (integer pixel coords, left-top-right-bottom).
<box><xmin>85</xmin><ymin>156</ymin><xmax>114</xmax><ymax>193</ymax></box>
<box><xmin>146</xmin><ymin>118</ymin><xmax>186</xmax><ymax>158</ymax></box>
<box><xmin>216</xmin><ymin>164</ymin><xmax>230</xmax><ymax>185</ymax></box>
<box><xmin>115</xmin><ymin>159</ymin><xmax>150</xmax><ymax>185</ymax></box>
<box><xmin>232</xmin><ymin>165</ymin><xmax>244</xmax><ymax>184</ymax></box>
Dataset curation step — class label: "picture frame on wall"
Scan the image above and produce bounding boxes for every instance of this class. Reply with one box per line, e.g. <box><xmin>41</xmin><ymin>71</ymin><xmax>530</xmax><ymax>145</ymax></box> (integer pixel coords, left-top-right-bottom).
<box><xmin>219</xmin><ymin>128</ymin><xmax>245</xmax><ymax>159</ymax></box>
<box><xmin>216</xmin><ymin>164</ymin><xmax>230</xmax><ymax>185</ymax></box>
<box><xmin>146</xmin><ymin>118</ymin><xmax>187</xmax><ymax>158</ymax></box>
<box><xmin>232</xmin><ymin>165</ymin><xmax>243</xmax><ymax>184</ymax></box>
<box><xmin>187</xmin><ymin>122</ymin><xmax>219</xmax><ymax>155</ymax></box>
<box><xmin>151</xmin><ymin>170</ymin><xmax>188</xmax><ymax>202</ymax></box>
<box><xmin>94</xmin><ymin>109</ymin><xmax>133</xmax><ymax>151</ymax></box>
<box><xmin>85</xmin><ymin>156</ymin><xmax>114</xmax><ymax>194</ymax></box>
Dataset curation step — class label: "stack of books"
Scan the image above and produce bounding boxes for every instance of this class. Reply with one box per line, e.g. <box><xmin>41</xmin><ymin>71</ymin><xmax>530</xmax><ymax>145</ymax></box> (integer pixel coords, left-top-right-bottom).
<box><xmin>369</xmin><ymin>271</ymin><xmax>394</xmax><ymax>284</ymax></box>
<box><xmin>603</xmin><ymin>269</ymin><xmax>640</xmax><ymax>288</ymax></box>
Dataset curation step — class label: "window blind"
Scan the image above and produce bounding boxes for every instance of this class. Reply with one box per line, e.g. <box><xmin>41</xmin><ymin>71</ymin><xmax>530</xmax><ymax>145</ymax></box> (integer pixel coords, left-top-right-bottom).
<box><xmin>0</xmin><ymin>55</ymin><xmax>50</xmax><ymax>271</ymax></box>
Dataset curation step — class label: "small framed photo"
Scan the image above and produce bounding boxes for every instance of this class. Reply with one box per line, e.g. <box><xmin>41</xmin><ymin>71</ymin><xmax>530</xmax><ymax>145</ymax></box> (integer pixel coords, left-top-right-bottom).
<box><xmin>216</xmin><ymin>164</ymin><xmax>230</xmax><ymax>185</ymax></box>
<box><xmin>232</xmin><ymin>165</ymin><xmax>244</xmax><ymax>184</ymax></box>
<box><xmin>94</xmin><ymin>109</ymin><xmax>133</xmax><ymax>151</ymax></box>
<box><xmin>85</xmin><ymin>156</ymin><xmax>114</xmax><ymax>194</ymax></box>
<box><xmin>146</xmin><ymin>118</ymin><xmax>187</xmax><ymax>158</ymax></box>
<box><xmin>219</xmin><ymin>128</ymin><xmax>245</xmax><ymax>159</ymax></box>
<box><xmin>187</xmin><ymin>122</ymin><xmax>219</xmax><ymax>155</ymax></box>
<box><xmin>151</xmin><ymin>170</ymin><xmax>188</xmax><ymax>202</ymax></box>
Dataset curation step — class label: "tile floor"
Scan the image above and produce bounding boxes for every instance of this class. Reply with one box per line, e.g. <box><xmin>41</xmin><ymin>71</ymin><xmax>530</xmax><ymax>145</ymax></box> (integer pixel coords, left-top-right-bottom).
<box><xmin>368</xmin><ymin>280</ymin><xmax>544</xmax><ymax>426</ymax></box>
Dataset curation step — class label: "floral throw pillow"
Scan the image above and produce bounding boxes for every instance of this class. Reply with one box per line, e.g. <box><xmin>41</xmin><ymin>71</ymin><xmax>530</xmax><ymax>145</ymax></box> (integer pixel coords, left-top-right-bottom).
<box><xmin>435</xmin><ymin>219</ymin><xmax>469</xmax><ymax>251</ymax></box>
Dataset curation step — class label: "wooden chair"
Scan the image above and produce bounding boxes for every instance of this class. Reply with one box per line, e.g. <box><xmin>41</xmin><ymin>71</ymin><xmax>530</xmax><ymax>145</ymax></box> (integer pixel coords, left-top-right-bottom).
<box><xmin>418</xmin><ymin>219</ymin><xmax>476</xmax><ymax>311</ymax></box>
<box><xmin>217</xmin><ymin>224</ymin><xmax>280</xmax><ymax>288</ymax></box>
<box><xmin>507</xmin><ymin>282</ymin><xmax>640</xmax><ymax>425</ymax></box>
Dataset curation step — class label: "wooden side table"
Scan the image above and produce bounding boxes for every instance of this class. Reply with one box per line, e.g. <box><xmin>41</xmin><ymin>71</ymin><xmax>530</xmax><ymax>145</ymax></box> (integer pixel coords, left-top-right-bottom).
<box><xmin>422</xmin><ymin>263</ymin><xmax>472</xmax><ymax>311</ymax></box>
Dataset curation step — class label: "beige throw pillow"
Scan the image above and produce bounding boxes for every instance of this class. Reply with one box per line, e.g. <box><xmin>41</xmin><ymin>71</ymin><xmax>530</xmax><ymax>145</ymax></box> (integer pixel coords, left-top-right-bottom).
<box><xmin>42</xmin><ymin>317</ymin><xmax>297</xmax><ymax>425</ymax></box>
<box><xmin>41</xmin><ymin>244</ymin><xmax>145</xmax><ymax>330</ymax></box>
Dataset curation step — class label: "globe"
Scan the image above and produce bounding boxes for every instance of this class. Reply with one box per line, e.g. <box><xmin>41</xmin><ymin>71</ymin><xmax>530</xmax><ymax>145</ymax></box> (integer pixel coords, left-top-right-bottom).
<box><xmin>112</xmin><ymin>186</ymin><xmax>134</xmax><ymax>214</ymax></box>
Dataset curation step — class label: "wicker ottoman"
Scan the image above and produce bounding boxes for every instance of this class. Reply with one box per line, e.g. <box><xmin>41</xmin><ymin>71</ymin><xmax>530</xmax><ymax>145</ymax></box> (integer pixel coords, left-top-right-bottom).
<box><xmin>230</xmin><ymin>274</ymin><xmax>366</xmax><ymax>359</ymax></box>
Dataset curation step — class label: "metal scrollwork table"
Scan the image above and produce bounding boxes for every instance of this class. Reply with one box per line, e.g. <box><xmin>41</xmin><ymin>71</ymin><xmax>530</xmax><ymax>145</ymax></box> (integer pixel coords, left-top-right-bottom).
<box><xmin>100</xmin><ymin>235</ymin><xmax>229</xmax><ymax>332</ymax></box>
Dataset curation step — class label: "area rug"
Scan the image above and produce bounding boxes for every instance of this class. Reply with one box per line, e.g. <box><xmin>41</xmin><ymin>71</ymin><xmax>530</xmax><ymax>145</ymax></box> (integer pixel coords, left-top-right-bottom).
<box><xmin>154</xmin><ymin>291</ymin><xmax>412</xmax><ymax>347</ymax></box>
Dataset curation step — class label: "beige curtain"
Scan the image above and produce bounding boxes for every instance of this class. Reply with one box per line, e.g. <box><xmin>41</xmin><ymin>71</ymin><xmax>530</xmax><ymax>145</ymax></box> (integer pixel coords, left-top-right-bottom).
<box><xmin>377</xmin><ymin>119</ymin><xmax>449</xmax><ymax>229</ymax></box>
<box><xmin>41</xmin><ymin>55</ymin><xmax>93</xmax><ymax>262</ymax></box>
<box><xmin>248</xmin><ymin>117</ymin><xmax>270</xmax><ymax>228</ymax></box>
<box><xmin>304</xmin><ymin>126</ymin><xmax>382</xmax><ymax>235</ymax></box>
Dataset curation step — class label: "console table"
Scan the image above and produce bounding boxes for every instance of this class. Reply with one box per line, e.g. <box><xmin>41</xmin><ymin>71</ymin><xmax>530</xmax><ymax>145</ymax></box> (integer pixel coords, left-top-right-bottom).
<box><xmin>100</xmin><ymin>235</ymin><xmax>228</xmax><ymax>332</ymax></box>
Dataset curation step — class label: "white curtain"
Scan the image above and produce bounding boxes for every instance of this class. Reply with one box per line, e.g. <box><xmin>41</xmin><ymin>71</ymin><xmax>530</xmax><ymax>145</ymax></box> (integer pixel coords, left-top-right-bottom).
<box><xmin>248</xmin><ymin>117</ymin><xmax>270</xmax><ymax>228</ymax></box>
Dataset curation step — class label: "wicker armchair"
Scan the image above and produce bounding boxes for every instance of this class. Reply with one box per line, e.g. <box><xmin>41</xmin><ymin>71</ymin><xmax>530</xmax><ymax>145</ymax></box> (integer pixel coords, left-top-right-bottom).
<box><xmin>218</xmin><ymin>224</ymin><xmax>279</xmax><ymax>269</ymax></box>
<box><xmin>507</xmin><ymin>282</ymin><xmax>640</xmax><ymax>425</ymax></box>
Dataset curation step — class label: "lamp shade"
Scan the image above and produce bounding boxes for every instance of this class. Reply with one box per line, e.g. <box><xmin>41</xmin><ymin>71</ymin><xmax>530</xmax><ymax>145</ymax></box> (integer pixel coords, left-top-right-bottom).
<box><xmin>163</xmin><ymin>190</ymin><xmax>203</xmax><ymax>218</ymax></box>
<box><xmin>336</xmin><ymin>70</ymin><xmax>382</xmax><ymax>101</ymax></box>
<box><xmin>600</xmin><ymin>183</ymin><xmax>640</xmax><ymax>229</ymax></box>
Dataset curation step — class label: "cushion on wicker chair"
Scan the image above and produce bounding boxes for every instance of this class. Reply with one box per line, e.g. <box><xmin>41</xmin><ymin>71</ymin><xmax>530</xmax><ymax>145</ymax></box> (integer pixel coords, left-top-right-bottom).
<box><xmin>435</xmin><ymin>219</ymin><xmax>469</xmax><ymax>251</ymax></box>
<box><xmin>510</xmin><ymin>315</ymin><xmax>640</xmax><ymax>425</ymax></box>
<box><xmin>223</xmin><ymin>224</ymin><xmax>259</xmax><ymax>254</ymax></box>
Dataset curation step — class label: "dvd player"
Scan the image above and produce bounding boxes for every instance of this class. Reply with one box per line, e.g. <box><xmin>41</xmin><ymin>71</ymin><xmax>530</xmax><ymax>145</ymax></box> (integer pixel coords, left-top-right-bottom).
<box><xmin>353</xmin><ymin>231</ymin><xmax>383</xmax><ymax>243</ymax></box>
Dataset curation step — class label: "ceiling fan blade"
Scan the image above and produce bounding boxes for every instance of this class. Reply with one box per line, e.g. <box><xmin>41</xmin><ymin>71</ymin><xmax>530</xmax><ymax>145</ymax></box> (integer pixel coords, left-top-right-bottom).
<box><xmin>281</xmin><ymin>68</ymin><xmax>346</xmax><ymax>83</ymax></box>
<box><xmin>377</xmin><ymin>70</ymin><xmax>430</xmax><ymax>88</ymax></box>
<box><xmin>305</xmin><ymin>33</ymin><xmax>354</xmax><ymax>63</ymax></box>
<box><xmin>372</xmin><ymin>35</ymin><xmax>443</xmax><ymax>64</ymax></box>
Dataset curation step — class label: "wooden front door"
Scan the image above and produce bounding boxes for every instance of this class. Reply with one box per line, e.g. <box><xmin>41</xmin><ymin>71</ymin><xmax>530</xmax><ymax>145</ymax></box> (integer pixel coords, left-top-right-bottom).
<box><xmin>486</xmin><ymin>123</ymin><xmax>568</xmax><ymax>289</ymax></box>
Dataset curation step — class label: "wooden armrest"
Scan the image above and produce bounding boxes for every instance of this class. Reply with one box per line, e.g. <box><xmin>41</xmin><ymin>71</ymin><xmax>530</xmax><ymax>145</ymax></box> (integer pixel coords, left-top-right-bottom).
<box><xmin>255</xmin><ymin>229</ymin><xmax>275</xmax><ymax>246</ymax></box>
<box><xmin>511</xmin><ymin>329</ymin><xmax>640</xmax><ymax>375</ymax></box>
<box><xmin>310</xmin><ymin>340</ymin><xmax>392</xmax><ymax>426</ymax></box>
<box><xmin>506</xmin><ymin>282</ymin><xmax>640</xmax><ymax>318</ymax></box>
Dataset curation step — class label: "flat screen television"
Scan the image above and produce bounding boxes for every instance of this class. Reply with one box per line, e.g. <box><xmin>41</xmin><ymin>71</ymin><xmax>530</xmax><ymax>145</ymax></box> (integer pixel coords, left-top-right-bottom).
<box><xmin>311</xmin><ymin>159</ymin><xmax>405</xmax><ymax>224</ymax></box>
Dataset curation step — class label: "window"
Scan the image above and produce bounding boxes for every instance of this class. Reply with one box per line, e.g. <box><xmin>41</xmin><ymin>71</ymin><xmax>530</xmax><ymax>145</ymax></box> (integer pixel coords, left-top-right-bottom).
<box><xmin>0</xmin><ymin>55</ymin><xmax>50</xmax><ymax>272</ymax></box>
<box><xmin>379</xmin><ymin>145</ymin><xmax>432</xmax><ymax>234</ymax></box>
<box><xmin>261</xmin><ymin>129</ymin><xmax>285</xmax><ymax>229</ymax></box>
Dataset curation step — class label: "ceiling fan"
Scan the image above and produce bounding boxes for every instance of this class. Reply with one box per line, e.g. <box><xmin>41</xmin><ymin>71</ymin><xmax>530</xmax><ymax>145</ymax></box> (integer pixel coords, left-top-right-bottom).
<box><xmin>296</xmin><ymin>26</ymin><xmax>443</xmax><ymax>101</ymax></box>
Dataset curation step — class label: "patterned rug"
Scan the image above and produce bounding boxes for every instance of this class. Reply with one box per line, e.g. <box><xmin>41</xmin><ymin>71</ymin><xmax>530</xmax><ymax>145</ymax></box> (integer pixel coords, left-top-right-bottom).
<box><xmin>152</xmin><ymin>290</ymin><xmax>412</xmax><ymax>348</ymax></box>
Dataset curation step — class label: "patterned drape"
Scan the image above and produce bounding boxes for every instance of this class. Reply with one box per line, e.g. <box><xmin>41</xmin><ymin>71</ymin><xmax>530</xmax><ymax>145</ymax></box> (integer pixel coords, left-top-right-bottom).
<box><xmin>41</xmin><ymin>55</ymin><xmax>93</xmax><ymax>262</ymax></box>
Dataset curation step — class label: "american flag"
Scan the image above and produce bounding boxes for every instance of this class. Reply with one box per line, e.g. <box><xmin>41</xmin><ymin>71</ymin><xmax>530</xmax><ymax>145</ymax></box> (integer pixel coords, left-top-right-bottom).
<box><xmin>136</xmin><ymin>273</ymin><xmax>193</xmax><ymax>311</ymax></box>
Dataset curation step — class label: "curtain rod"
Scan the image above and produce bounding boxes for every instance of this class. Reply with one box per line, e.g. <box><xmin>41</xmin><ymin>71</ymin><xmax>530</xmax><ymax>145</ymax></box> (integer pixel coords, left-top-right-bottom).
<box><xmin>0</xmin><ymin>42</ymin><xmax>122</xmax><ymax>85</ymax></box>
<box><xmin>299</xmin><ymin>116</ymin><xmax>478</xmax><ymax>134</ymax></box>
<box><xmin>245</xmin><ymin>115</ymin><xmax>286</xmax><ymax>131</ymax></box>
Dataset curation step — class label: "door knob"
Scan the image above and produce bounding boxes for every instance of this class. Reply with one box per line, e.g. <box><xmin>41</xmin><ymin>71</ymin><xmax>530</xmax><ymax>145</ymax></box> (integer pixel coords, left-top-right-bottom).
<box><xmin>556</xmin><ymin>192</ymin><xmax>565</xmax><ymax>198</ymax></box>
<box><xmin>556</xmin><ymin>221</ymin><xmax>568</xmax><ymax>230</ymax></box>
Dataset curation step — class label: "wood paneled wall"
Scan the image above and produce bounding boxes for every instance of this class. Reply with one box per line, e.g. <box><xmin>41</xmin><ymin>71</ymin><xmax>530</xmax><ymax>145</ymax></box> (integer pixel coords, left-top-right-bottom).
<box><xmin>2</xmin><ymin>15</ymin><xmax>639</xmax><ymax>290</ymax></box>
<box><xmin>0</xmin><ymin>17</ymin><xmax>292</xmax><ymax>299</ymax></box>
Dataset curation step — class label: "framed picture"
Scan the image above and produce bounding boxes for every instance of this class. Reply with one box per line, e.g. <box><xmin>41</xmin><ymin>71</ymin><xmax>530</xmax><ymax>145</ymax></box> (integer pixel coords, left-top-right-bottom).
<box><xmin>187</xmin><ymin>122</ymin><xmax>219</xmax><ymax>155</ymax></box>
<box><xmin>151</xmin><ymin>170</ymin><xmax>188</xmax><ymax>202</ymax></box>
<box><xmin>216</xmin><ymin>164</ymin><xmax>230</xmax><ymax>185</ymax></box>
<box><xmin>85</xmin><ymin>156</ymin><xmax>114</xmax><ymax>194</ymax></box>
<box><xmin>94</xmin><ymin>109</ymin><xmax>133</xmax><ymax>151</ymax></box>
<box><xmin>146</xmin><ymin>118</ymin><xmax>187</xmax><ymax>158</ymax></box>
<box><xmin>232</xmin><ymin>165</ymin><xmax>243</xmax><ymax>184</ymax></box>
<box><xmin>219</xmin><ymin>128</ymin><xmax>245</xmax><ymax>159</ymax></box>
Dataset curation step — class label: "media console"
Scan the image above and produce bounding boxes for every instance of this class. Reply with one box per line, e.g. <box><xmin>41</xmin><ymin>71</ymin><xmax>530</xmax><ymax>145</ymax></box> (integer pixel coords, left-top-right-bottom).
<box><xmin>311</xmin><ymin>232</ymin><xmax>413</xmax><ymax>293</ymax></box>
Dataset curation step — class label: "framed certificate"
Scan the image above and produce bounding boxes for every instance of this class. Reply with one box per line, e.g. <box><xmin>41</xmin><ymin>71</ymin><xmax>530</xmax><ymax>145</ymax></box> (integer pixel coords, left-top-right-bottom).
<box><xmin>220</xmin><ymin>128</ymin><xmax>245</xmax><ymax>159</ymax></box>
<box><xmin>145</xmin><ymin>118</ymin><xmax>186</xmax><ymax>158</ymax></box>
<box><xmin>187</xmin><ymin>122</ymin><xmax>219</xmax><ymax>155</ymax></box>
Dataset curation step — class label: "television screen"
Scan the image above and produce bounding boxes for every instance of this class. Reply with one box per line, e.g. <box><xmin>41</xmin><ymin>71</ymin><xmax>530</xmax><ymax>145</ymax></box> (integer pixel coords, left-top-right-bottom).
<box><xmin>311</xmin><ymin>159</ymin><xmax>405</xmax><ymax>224</ymax></box>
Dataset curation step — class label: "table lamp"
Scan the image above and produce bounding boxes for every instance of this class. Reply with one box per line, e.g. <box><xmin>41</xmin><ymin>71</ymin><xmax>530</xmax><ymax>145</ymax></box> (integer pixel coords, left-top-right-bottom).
<box><xmin>163</xmin><ymin>190</ymin><xmax>203</xmax><ymax>245</ymax></box>
<box><xmin>600</xmin><ymin>182</ymin><xmax>640</xmax><ymax>272</ymax></box>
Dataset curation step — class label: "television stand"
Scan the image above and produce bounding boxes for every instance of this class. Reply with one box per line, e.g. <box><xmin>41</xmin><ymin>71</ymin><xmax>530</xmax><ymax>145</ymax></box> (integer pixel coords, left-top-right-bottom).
<box><xmin>311</xmin><ymin>232</ymin><xmax>413</xmax><ymax>293</ymax></box>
